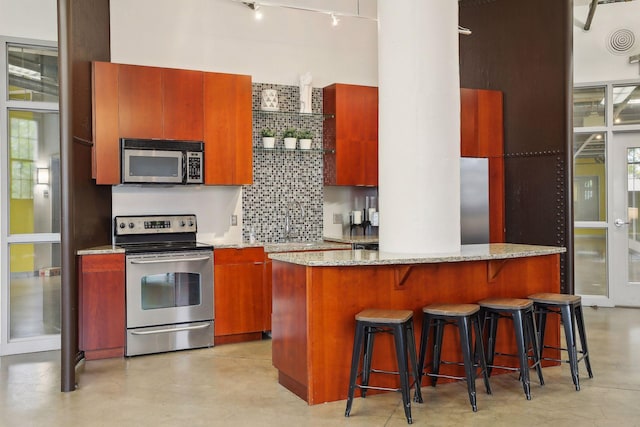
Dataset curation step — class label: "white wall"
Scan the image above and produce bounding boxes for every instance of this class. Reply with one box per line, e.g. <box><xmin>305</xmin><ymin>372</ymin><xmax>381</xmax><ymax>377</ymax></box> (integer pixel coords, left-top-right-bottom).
<box><xmin>574</xmin><ymin>2</ymin><xmax>640</xmax><ymax>84</ymax></box>
<box><xmin>0</xmin><ymin>0</ymin><xmax>57</xmax><ymax>41</ymax></box>
<box><xmin>111</xmin><ymin>186</ymin><xmax>242</xmax><ymax>245</ymax></box>
<box><xmin>109</xmin><ymin>0</ymin><xmax>378</xmax><ymax>87</ymax></box>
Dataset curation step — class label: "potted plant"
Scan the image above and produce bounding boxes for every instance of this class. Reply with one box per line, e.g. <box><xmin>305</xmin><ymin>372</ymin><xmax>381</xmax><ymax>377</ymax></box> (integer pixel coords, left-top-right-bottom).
<box><xmin>261</xmin><ymin>128</ymin><xmax>276</xmax><ymax>148</ymax></box>
<box><xmin>298</xmin><ymin>129</ymin><xmax>313</xmax><ymax>150</ymax></box>
<box><xmin>283</xmin><ymin>127</ymin><xmax>297</xmax><ymax>150</ymax></box>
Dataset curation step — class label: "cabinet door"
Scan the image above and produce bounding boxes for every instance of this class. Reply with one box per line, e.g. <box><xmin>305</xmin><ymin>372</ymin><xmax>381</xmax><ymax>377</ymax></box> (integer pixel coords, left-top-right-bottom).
<box><xmin>214</xmin><ymin>248</ymin><xmax>264</xmax><ymax>336</ymax></box>
<box><xmin>324</xmin><ymin>84</ymin><xmax>378</xmax><ymax>186</ymax></box>
<box><xmin>78</xmin><ymin>253</ymin><xmax>125</xmax><ymax>359</ymax></box>
<box><xmin>203</xmin><ymin>72</ymin><xmax>252</xmax><ymax>185</ymax></box>
<box><xmin>92</xmin><ymin>61</ymin><xmax>120</xmax><ymax>185</ymax></box>
<box><xmin>162</xmin><ymin>68</ymin><xmax>204</xmax><ymax>141</ymax></box>
<box><xmin>118</xmin><ymin>64</ymin><xmax>163</xmax><ymax>139</ymax></box>
<box><xmin>460</xmin><ymin>88</ymin><xmax>503</xmax><ymax>158</ymax></box>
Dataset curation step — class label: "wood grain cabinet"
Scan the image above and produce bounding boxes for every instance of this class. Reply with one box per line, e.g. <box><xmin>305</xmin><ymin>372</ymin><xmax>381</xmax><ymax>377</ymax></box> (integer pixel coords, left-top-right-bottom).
<box><xmin>323</xmin><ymin>83</ymin><xmax>379</xmax><ymax>186</ymax></box>
<box><xmin>214</xmin><ymin>247</ymin><xmax>265</xmax><ymax>344</ymax></box>
<box><xmin>78</xmin><ymin>253</ymin><xmax>125</xmax><ymax>360</ymax></box>
<box><xmin>203</xmin><ymin>72</ymin><xmax>253</xmax><ymax>185</ymax></box>
<box><xmin>460</xmin><ymin>88</ymin><xmax>503</xmax><ymax>158</ymax></box>
<box><xmin>91</xmin><ymin>62</ymin><xmax>251</xmax><ymax>185</ymax></box>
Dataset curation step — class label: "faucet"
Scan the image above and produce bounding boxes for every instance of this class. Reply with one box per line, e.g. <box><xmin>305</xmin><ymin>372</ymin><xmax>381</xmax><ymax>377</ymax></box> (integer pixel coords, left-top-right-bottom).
<box><xmin>284</xmin><ymin>200</ymin><xmax>304</xmax><ymax>242</ymax></box>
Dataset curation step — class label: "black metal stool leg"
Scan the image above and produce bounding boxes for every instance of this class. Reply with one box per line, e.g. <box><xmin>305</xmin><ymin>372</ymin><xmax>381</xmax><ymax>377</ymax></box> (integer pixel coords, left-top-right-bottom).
<box><xmin>536</xmin><ymin>308</ymin><xmax>549</xmax><ymax>360</ymax></box>
<box><xmin>361</xmin><ymin>326</ymin><xmax>376</xmax><ymax>397</ymax></box>
<box><xmin>345</xmin><ymin>321</ymin><xmax>365</xmax><ymax>417</ymax></box>
<box><xmin>525</xmin><ymin>308</ymin><xmax>544</xmax><ymax>386</ymax></box>
<box><xmin>512</xmin><ymin>310</ymin><xmax>532</xmax><ymax>400</ymax></box>
<box><xmin>417</xmin><ymin>314</ymin><xmax>432</xmax><ymax>389</ymax></box>
<box><xmin>458</xmin><ymin>316</ymin><xmax>478</xmax><ymax>412</ymax></box>
<box><xmin>574</xmin><ymin>304</ymin><xmax>593</xmax><ymax>379</ymax></box>
<box><xmin>431</xmin><ymin>319</ymin><xmax>444</xmax><ymax>387</ymax></box>
<box><xmin>473</xmin><ymin>314</ymin><xmax>492</xmax><ymax>395</ymax></box>
<box><xmin>560</xmin><ymin>304</ymin><xmax>580</xmax><ymax>391</ymax></box>
<box><xmin>485</xmin><ymin>312</ymin><xmax>499</xmax><ymax>377</ymax></box>
<box><xmin>406</xmin><ymin>321</ymin><xmax>423</xmax><ymax>404</ymax></box>
<box><xmin>393</xmin><ymin>323</ymin><xmax>413</xmax><ymax>424</ymax></box>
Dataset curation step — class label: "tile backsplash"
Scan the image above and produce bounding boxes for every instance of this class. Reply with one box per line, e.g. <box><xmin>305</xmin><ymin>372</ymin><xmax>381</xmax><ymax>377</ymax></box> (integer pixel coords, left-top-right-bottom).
<box><xmin>242</xmin><ymin>83</ymin><xmax>324</xmax><ymax>242</ymax></box>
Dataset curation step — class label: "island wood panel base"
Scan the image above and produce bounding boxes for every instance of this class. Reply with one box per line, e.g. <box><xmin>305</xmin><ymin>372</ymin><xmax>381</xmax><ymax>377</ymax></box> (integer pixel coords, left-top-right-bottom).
<box><xmin>271</xmin><ymin>254</ymin><xmax>561</xmax><ymax>405</ymax></box>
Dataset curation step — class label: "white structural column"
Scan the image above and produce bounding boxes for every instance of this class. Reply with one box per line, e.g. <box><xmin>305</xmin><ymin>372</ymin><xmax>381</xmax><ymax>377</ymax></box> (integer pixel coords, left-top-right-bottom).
<box><xmin>378</xmin><ymin>0</ymin><xmax>461</xmax><ymax>254</ymax></box>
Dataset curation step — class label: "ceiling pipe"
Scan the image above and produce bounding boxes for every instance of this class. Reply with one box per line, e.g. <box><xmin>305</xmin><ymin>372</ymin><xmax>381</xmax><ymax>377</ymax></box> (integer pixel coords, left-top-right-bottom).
<box><xmin>584</xmin><ymin>0</ymin><xmax>598</xmax><ymax>31</ymax></box>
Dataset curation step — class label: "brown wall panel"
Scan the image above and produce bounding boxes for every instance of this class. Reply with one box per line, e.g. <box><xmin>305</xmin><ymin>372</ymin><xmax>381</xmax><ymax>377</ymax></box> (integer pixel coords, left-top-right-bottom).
<box><xmin>459</xmin><ymin>0</ymin><xmax>573</xmax><ymax>292</ymax></box>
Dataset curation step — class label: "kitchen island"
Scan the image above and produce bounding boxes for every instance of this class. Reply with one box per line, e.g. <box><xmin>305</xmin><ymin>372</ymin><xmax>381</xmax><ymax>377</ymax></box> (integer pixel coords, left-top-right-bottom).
<box><xmin>269</xmin><ymin>243</ymin><xmax>565</xmax><ymax>405</ymax></box>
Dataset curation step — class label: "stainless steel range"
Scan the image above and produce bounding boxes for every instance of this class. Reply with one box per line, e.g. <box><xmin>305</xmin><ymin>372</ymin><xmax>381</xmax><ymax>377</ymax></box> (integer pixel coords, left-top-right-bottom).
<box><xmin>114</xmin><ymin>214</ymin><xmax>214</xmax><ymax>356</ymax></box>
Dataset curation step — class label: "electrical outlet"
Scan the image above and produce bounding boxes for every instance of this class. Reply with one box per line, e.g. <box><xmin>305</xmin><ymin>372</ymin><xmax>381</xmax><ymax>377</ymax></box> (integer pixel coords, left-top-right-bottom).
<box><xmin>333</xmin><ymin>213</ymin><xmax>343</xmax><ymax>224</ymax></box>
<box><xmin>230</xmin><ymin>215</ymin><xmax>237</xmax><ymax>226</ymax></box>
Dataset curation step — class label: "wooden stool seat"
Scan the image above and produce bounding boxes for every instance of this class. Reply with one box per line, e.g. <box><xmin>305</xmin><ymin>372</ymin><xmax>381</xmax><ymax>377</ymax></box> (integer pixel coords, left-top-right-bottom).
<box><xmin>423</xmin><ymin>303</ymin><xmax>480</xmax><ymax>317</ymax></box>
<box><xmin>528</xmin><ymin>293</ymin><xmax>581</xmax><ymax>305</ymax></box>
<box><xmin>478</xmin><ymin>298</ymin><xmax>533</xmax><ymax>310</ymax></box>
<box><xmin>356</xmin><ymin>309</ymin><xmax>414</xmax><ymax>324</ymax></box>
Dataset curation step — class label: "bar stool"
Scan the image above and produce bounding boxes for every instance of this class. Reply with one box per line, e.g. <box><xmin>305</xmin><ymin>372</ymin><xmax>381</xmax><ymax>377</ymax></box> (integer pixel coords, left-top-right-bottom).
<box><xmin>417</xmin><ymin>303</ymin><xmax>492</xmax><ymax>412</ymax></box>
<box><xmin>478</xmin><ymin>298</ymin><xmax>544</xmax><ymax>400</ymax></box>
<box><xmin>528</xmin><ymin>293</ymin><xmax>593</xmax><ymax>391</ymax></box>
<box><xmin>345</xmin><ymin>309</ymin><xmax>423</xmax><ymax>424</ymax></box>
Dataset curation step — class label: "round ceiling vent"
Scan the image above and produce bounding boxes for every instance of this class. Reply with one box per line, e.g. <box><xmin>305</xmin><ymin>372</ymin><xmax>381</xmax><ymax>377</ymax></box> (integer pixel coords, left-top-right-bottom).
<box><xmin>607</xmin><ymin>28</ymin><xmax>636</xmax><ymax>55</ymax></box>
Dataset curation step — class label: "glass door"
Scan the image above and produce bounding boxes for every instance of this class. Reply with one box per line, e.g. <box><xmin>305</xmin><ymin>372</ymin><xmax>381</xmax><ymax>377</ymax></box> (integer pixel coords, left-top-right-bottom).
<box><xmin>611</xmin><ymin>132</ymin><xmax>640</xmax><ymax>307</ymax></box>
<box><xmin>1</xmin><ymin>40</ymin><xmax>60</xmax><ymax>355</ymax></box>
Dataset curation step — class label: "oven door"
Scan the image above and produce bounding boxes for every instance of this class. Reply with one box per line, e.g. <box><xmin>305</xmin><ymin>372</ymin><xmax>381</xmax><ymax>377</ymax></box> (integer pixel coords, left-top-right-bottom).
<box><xmin>122</xmin><ymin>148</ymin><xmax>184</xmax><ymax>184</ymax></box>
<box><xmin>126</xmin><ymin>250</ymin><xmax>213</xmax><ymax>329</ymax></box>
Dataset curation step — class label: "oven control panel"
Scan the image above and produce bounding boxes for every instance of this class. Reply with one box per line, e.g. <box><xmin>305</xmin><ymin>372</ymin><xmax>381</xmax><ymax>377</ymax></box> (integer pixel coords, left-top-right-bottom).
<box><xmin>114</xmin><ymin>214</ymin><xmax>197</xmax><ymax>235</ymax></box>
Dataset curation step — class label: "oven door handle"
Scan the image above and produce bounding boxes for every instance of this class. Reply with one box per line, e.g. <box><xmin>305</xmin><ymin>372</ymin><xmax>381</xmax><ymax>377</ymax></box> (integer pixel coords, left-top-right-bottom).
<box><xmin>130</xmin><ymin>323</ymin><xmax>211</xmax><ymax>335</ymax></box>
<box><xmin>129</xmin><ymin>256</ymin><xmax>211</xmax><ymax>264</ymax></box>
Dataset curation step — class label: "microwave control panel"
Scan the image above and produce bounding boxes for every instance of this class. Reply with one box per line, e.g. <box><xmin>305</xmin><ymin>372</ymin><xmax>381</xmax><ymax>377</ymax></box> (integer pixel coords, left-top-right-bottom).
<box><xmin>186</xmin><ymin>151</ymin><xmax>204</xmax><ymax>184</ymax></box>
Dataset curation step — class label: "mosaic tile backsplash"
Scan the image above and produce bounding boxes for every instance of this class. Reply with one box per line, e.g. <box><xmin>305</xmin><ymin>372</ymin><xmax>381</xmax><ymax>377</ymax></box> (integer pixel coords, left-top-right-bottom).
<box><xmin>242</xmin><ymin>83</ymin><xmax>325</xmax><ymax>242</ymax></box>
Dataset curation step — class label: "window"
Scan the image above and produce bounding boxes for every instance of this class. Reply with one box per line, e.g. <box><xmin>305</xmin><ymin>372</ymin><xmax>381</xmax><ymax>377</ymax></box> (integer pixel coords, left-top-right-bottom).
<box><xmin>7</xmin><ymin>44</ymin><xmax>58</xmax><ymax>102</ymax></box>
<box><xmin>9</xmin><ymin>115</ymin><xmax>38</xmax><ymax>199</ymax></box>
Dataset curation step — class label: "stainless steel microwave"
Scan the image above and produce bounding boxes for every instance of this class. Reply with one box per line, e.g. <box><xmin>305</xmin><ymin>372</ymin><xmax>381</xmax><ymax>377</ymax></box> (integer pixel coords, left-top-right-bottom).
<box><xmin>121</xmin><ymin>138</ymin><xmax>204</xmax><ymax>185</ymax></box>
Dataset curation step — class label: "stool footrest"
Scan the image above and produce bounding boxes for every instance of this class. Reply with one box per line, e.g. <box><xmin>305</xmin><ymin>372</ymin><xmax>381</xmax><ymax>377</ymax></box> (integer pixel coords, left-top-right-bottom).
<box><xmin>356</xmin><ymin>384</ymin><xmax>402</xmax><ymax>393</ymax></box>
<box><xmin>425</xmin><ymin>372</ymin><xmax>468</xmax><ymax>382</ymax></box>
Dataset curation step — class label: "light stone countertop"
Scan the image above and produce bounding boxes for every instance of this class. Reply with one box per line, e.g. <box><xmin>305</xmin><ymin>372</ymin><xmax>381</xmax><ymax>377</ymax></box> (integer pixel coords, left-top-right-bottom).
<box><xmin>268</xmin><ymin>243</ymin><xmax>566</xmax><ymax>267</ymax></box>
<box><xmin>210</xmin><ymin>241</ymin><xmax>350</xmax><ymax>252</ymax></box>
<box><xmin>77</xmin><ymin>245</ymin><xmax>125</xmax><ymax>256</ymax></box>
<box><xmin>323</xmin><ymin>235</ymin><xmax>379</xmax><ymax>245</ymax></box>
<box><xmin>78</xmin><ymin>241</ymin><xmax>351</xmax><ymax>255</ymax></box>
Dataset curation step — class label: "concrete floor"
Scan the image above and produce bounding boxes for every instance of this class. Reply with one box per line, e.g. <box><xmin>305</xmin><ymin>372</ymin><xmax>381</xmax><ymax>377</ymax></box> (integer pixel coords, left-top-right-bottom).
<box><xmin>1</xmin><ymin>306</ymin><xmax>639</xmax><ymax>426</ymax></box>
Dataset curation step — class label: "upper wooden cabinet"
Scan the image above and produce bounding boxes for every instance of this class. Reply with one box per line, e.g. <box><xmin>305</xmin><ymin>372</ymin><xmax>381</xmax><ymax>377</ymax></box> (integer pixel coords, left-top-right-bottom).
<box><xmin>91</xmin><ymin>62</ymin><xmax>251</xmax><ymax>185</ymax></box>
<box><xmin>323</xmin><ymin>83</ymin><xmax>379</xmax><ymax>186</ymax></box>
<box><xmin>460</xmin><ymin>88</ymin><xmax>503</xmax><ymax>158</ymax></box>
<box><xmin>162</xmin><ymin>68</ymin><xmax>204</xmax><ymax>141</ymax></box>
<box><xmin>92</xmin><ymin>61</ymin><xmax>119</xmax><ymax>184</ymax></box>
<box><xmin>118</xmin><ymin>64</ymin><xmax>163</xmax><ymax>139</ymax></box>
<box><xmin>203</xmin><ymin>72</ymin><xmax>253</xmax><ymax>185</ymax></box>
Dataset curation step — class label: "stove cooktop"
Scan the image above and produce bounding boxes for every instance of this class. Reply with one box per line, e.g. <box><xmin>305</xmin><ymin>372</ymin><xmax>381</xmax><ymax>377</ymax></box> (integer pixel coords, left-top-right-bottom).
<box><xmin>113</xmin><ymin>214</ymin><xmax>213</xmax><ymax>254</ymax></box>
<box><xmin>117</xmin><ymin>241</ymin><xmax>213</xmax><ymax>254</ymax></box>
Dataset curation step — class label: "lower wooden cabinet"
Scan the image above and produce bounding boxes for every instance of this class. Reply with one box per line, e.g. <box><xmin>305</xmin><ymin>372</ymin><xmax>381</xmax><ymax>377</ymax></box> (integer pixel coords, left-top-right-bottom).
<box><xmin>78</xmin><ymin>253</ymin><xmax>125</xmax><ymax>360</ymax></box>
<box><xmin>214</xmin><ymin>247</ymin><xmax>266</xmax><ymax>344</ymax></box>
